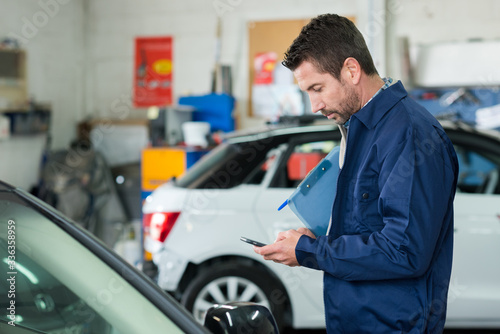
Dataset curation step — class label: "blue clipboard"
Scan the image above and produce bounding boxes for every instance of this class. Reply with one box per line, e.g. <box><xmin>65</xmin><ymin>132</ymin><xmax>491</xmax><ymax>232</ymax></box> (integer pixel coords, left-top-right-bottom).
<box><xmin>278</xmin><ymin>146</ymin><xmax>340</xmax><ymax>236</ymax></box>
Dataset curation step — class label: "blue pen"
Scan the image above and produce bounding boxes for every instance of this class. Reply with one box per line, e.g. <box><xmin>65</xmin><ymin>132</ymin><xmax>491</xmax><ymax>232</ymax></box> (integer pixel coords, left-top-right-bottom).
<box><xmin>278</xmin><ymin>199</ymin><xmax>288</xmax><ymax>211</ymax></box>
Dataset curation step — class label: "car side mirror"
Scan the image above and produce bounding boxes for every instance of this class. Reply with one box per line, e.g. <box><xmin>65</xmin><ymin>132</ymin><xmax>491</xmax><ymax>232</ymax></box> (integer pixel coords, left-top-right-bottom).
<box><xmin>204</xmin><ymin>301</ymin><xmax>279</xmax><ymax>334</ymax></box>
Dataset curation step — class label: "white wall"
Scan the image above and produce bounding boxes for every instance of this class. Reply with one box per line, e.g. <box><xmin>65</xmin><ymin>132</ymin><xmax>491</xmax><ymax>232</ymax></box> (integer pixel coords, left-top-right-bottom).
<box><xmin>0</xmin><ymin>0</ymin><xmax>84</xmax><ymax>189</ymax></box>
<box><xmin>0</xmin><ymin>0</ymin><xmax>85</xmax><ymax>149</ymax></box>
<box><xmin>386</xmin><ymin>0</ymin><xmax>500</xmax><ymax>85</ymax></box>
<box><xmin>2</xmin><ymin>0</ymin><xmax>500</xmax><ymax>149</ymax></box>
<box><xmin>85</xmin><ymin>0</ymin><xmax>500</xmax><ymax>129</ymax></box>
<box><xmin>83</xmin><ymin>0</ymin><xmax>367</xmax><ymax>129</ymax></box>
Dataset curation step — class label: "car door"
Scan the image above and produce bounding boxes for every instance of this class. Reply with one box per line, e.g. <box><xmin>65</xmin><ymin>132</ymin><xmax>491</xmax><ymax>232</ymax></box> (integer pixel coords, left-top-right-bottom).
<box><xmin>253</xmin><ymin>133</ymin><xmax>340</xmax><ymax>323</ymax></box>
<box><xmin>446</xmin><ymin>134</ymin><xmax>500</xmax><ymax>326</ymax></box>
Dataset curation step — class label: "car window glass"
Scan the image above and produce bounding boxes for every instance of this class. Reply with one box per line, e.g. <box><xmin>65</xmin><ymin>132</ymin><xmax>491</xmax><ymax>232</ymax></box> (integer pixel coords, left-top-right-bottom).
<box><xmin>176</xmin><ymin>143</ymin><xmax>237</xmax><ymax>188</ymax></box>
<box><xmin>244</xmin><ymin>146</ymin><xmax>283</xmax><ymax>185</ymax></box>
<box><xmin>271</xmin><ymin>140</ymin><xmax>339</xmax><ymax>188</ymax></box>
<box><xmin>1</xmin><ymin>237</ymin><xmax>115</xmax><ymax>333</ymax></box>
<box><xmin>179</xmin><ymin>139</ymin><xmax>278</xmax><ymax>189</ymax></box>
<box><xmin>0</xmin><ymin>196</ymin><xmax>184</xmax><ymax>333</ymax></box>
<box><xmin>454</xmin><ymin>145</ymin><xmax>500</xmax><ymax>194</ymax></box>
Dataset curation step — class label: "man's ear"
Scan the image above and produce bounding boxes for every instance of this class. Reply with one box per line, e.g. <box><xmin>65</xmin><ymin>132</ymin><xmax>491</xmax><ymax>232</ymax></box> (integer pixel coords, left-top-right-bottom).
<box><xmin>342</xmin><ymin>57</ymin><xmax>361</xmax><ymax>85</ymax></box>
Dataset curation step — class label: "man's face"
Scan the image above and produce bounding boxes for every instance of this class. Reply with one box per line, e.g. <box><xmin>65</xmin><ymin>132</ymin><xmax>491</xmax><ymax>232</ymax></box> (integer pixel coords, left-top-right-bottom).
<box><xmin>294</xmin><ymin>60</ymin><xmax>360</xmax><ymax>125</ymax></box>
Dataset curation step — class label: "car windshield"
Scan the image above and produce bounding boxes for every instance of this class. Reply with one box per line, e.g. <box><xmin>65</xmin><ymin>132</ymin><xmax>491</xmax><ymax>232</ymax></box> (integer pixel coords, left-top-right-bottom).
<box><xmin>175</xmin><ymin>143</ymin><xmax>239</xmax><ymax>188</ymax></box>
<box><xmin>0</xmin><ymin>188</ymin><xmax>189</xmax><ymax>333</ymax></box>
<box><xmin>175</xmin><ymin>140</ymin><xmax>276</xmax><ymax>189</ymax></box>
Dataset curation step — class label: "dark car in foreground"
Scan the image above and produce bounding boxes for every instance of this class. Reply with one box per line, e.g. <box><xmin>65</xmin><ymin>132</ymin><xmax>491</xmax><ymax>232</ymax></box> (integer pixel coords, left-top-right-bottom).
<box><xmin>0</xmin><ymin>181</ymin><xmax>277</xmax><ymax>333</ymax></box>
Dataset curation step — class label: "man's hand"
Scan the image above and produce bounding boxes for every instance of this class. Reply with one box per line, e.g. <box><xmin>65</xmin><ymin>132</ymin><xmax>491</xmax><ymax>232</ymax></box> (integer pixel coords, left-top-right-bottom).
<box><xmin>253</xmin><ymin>228</ymin><xmax>315</xmax><ymax>267</ymax></box>
<box><xmin>296</xmin><ymin>227</ymin><xmax>316</xmax><ymax>239</ymax></box>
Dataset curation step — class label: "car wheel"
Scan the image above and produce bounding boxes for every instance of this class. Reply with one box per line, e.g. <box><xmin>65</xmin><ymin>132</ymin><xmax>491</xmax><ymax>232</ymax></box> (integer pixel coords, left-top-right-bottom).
<box><xmin>181</xmin><ymin>261</ymin><xmax>287</xmax><ymax>330</ymax></box>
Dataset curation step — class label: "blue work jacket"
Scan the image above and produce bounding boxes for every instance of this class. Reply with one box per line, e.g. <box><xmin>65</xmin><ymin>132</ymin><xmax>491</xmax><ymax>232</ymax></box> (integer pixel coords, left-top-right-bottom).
<box><xmin>295</xmin><ymin>81</ymin><xmax>459</xmax><ymax>333</ymax></box>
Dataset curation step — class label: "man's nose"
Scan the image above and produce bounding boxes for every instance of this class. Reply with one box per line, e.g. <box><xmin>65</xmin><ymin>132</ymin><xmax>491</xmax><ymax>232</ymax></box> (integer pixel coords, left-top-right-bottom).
<box><xmin>310</xmin><ymin>96</ymin><xmax>326</xmax><ymax>114</ymax></box>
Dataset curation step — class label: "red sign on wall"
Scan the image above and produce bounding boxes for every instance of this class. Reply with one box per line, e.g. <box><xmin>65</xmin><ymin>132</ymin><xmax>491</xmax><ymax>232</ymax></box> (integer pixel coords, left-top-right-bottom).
<box><xmin>133</xmin><ymin>36</ymin><xmax>173</xmax><ymax>107</ymax></box>
<box><xmin>254</xmin><ymin>51</ymin><xmax>277</xmax><ymax>85</ymax></box>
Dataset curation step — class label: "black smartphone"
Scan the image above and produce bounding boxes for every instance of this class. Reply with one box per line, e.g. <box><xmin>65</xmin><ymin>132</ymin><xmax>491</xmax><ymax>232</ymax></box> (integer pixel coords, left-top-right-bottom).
<box><xmin>240</xmin><ymin>236</ymin><xmax>267</xmax><ymax>247</ymax></box>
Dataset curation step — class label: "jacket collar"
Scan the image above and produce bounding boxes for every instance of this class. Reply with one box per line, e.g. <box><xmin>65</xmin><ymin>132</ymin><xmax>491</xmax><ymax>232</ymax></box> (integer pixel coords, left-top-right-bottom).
<box><xmin>352</xmin><ymin>80</ymin><xmax>408</xmax><ymax>130</ymax></box>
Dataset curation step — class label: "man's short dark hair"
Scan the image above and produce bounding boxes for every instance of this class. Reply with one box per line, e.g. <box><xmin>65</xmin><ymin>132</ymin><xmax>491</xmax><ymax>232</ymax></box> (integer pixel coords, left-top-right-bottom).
<box><xmin>282</xmin><ymin>14</ymin><xmax>378</xmax><ymax>80</ymax></box>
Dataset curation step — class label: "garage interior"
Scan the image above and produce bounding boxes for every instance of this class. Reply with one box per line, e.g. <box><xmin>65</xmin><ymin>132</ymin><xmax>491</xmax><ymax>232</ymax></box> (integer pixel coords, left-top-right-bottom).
<box><xmin>1</xmin><ymin>1</ymin><xmax>500</xmax><ymax>333</ymax></box>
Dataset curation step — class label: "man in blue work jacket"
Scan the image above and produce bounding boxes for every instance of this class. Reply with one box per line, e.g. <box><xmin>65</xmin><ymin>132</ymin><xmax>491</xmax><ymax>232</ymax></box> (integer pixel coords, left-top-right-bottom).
<box><xmin>254</xmin><ymin>14</ymin><xmax>459</xmax><ymax>333</ymax></box>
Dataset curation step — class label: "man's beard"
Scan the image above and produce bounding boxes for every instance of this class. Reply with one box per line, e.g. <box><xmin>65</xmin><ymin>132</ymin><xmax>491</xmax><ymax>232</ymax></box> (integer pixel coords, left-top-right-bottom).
<box><xmin>322</xmin><ymin>80</ymin><xmax>360</xmax><ymax>125</ymax></box>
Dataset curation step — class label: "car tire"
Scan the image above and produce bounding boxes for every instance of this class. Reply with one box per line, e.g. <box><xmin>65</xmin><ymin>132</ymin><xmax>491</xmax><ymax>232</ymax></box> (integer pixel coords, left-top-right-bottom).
<box><xmin>181</xmin><ymin>261</ymin><xmax>287</xmax><ymax>331</ymax></box>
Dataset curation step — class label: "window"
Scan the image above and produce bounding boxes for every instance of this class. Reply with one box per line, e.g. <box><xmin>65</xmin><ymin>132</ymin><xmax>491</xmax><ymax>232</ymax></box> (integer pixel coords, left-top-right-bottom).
<box><xmin>0</xmin><ymin>237</ymin><xmax>115</xmax><ymax>332</ymax></box>
<box><xmin>454</xmin><ymin>145</ymin><xmax>500</xmax><ymax>194</ymax></box>
<box><xmin>244</xmin><ymin>146</ymin><xmax>285</xmax><ymax>185</ymax></box>
<box><xmin>177</xmin><ymin>140</ymin><xmax>277</xmax><ymax>189</ymax></box>
<box><xmin>0</xmin><ymin>193</ymin><xmax>184</xmax><ymax>333</ymax></box>
<box><xmin>271</xmin><ymin>140</ymin><xmax>340</xmax><ymax>188</ymax></box>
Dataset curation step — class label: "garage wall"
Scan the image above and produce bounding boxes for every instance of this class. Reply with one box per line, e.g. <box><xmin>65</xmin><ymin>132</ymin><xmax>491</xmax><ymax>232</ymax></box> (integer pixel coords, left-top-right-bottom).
<box><xmin>85</xmin><ymin>0</ymin><xmax>500</xmax><ymax>129</ymax></box>
<box><xmin>2</xmin><ymin>0</ymin><xmax>500</xmax><ymax>150</ymax></box>
<box><xmin>83</xmin><ymin>0</ymin><xmax>367</xmax><ymax>128</ymax></box>
<box><xmin>387</xmin><ymin>0</ymin><xmax>500</xmax><ymax>84</ymax></box>
<box><xmin>0</xmin><ymin>0</ymin><xmax>85</xmax><ymax>149</ymax></box>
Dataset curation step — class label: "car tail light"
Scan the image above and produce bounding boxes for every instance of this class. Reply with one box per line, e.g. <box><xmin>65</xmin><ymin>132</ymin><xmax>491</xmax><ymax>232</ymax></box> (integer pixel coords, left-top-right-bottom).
<box><xmin>143</xmin><ymin>212</ymin><xmax>181</xmax><ymax>243</ymax></box>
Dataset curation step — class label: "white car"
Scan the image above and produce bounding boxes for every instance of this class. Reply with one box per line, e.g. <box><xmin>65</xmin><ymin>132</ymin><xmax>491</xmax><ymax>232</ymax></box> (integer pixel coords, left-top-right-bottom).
<box><xmin>142</xmin><ymin>120</ymin><xmax>500</xmax><ymax>331</ymax></box>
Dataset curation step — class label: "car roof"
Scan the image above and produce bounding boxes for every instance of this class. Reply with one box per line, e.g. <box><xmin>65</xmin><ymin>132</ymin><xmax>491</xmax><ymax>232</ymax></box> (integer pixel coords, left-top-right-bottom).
<box><xmin>222</xmin><ymin>121</ymin><xmax>338</xmax><ymax>144</ymax></box>
<box><xmin>439</xmin><ymin>119</ymin><xmax>500</xmax><ymax>142</ymax></box>
<box><xmin>221</xmin><ymin>119</ymin><xmax>500</xmax><ymax>145</ymax></box>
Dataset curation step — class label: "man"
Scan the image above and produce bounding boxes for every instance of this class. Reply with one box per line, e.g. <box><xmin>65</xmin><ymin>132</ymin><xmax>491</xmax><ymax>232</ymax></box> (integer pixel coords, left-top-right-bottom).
<box><xmin>254</xmin><ymin>14</ymin><xmax>459</xmax><ymax>333</ymax></box>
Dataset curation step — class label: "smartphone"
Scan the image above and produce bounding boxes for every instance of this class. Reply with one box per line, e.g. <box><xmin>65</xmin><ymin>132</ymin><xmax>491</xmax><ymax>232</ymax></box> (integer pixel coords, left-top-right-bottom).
<box><xmin>240</xmin><ymin>236</ymin><xmax>267</xmax><ymax>247</ymax></box>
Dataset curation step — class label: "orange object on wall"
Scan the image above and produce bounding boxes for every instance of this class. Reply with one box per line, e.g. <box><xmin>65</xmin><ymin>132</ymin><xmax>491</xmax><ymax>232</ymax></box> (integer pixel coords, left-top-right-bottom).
<box><xmin>141</xmin><ymin>148</ymin><xmax>186</xmax><ymax>192</ymax></box>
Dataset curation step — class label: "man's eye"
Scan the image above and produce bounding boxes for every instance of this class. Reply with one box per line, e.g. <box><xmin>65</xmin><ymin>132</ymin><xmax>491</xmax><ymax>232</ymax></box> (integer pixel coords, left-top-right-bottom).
<box><xmin>312</xmin><ymin>87</ymin><xmax>322</xmax><ymax>93</ymax></box>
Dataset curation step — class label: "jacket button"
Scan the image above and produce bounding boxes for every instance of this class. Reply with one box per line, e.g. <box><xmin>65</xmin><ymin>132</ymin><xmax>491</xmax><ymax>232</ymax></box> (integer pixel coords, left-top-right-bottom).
<box><xmin>362</xmin><ymin>193</ymin><xmax>369</xmax><ymax>199</ymax></box>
